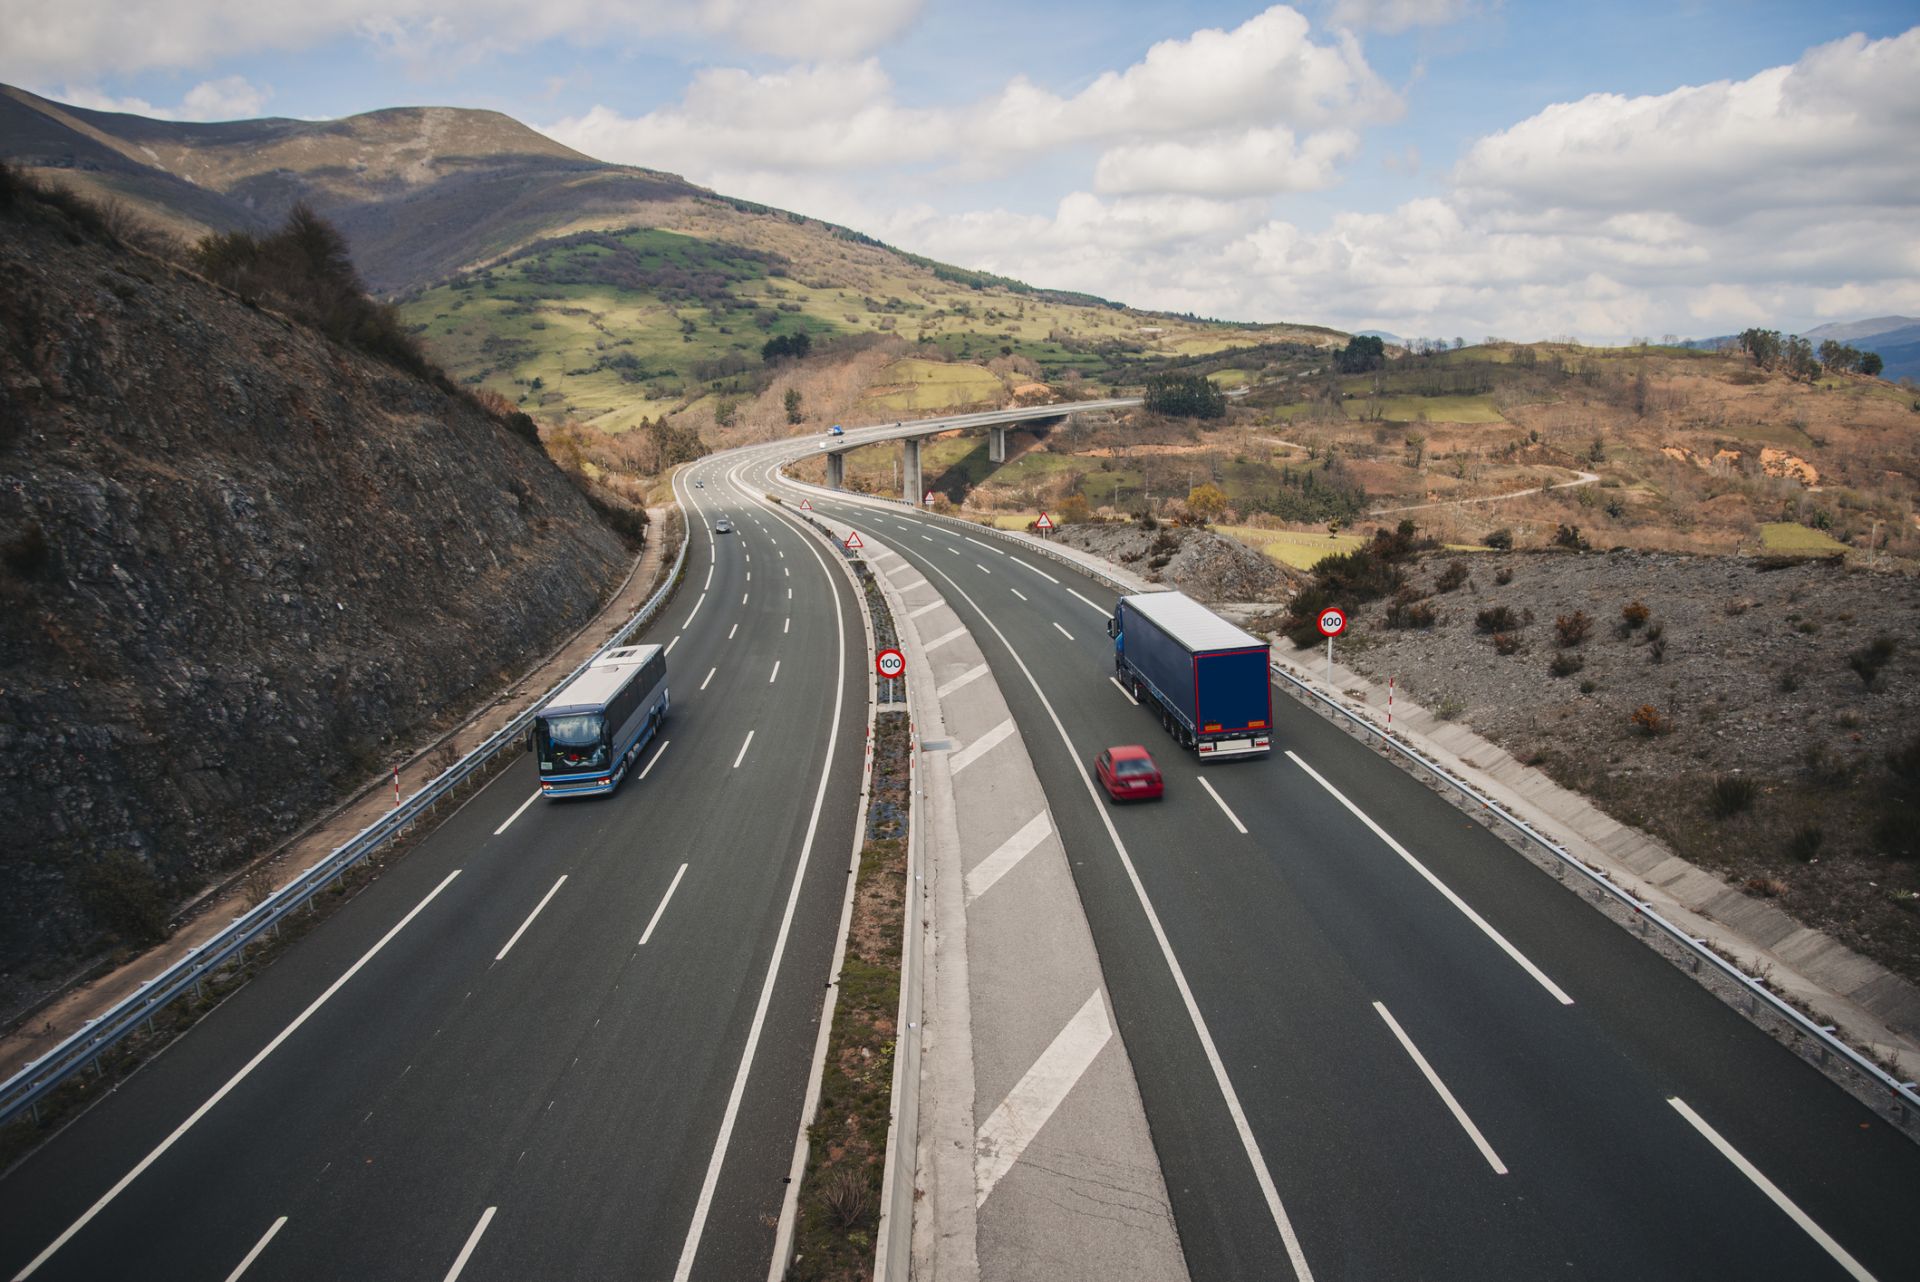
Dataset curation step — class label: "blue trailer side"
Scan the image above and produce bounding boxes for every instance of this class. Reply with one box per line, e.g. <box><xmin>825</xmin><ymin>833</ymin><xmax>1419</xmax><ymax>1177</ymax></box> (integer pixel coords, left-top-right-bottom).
<box><xmin>1108</xmin><ymin>591</ymin><xmax>1272</xmax><ymax>760</ymax></box>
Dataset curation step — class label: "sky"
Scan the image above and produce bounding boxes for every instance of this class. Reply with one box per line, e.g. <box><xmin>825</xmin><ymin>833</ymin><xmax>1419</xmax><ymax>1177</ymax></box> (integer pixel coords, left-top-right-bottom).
<box><xmin>5</xmin><ymin>0</ymin><xmax>1918</xmax><ymax>343</ymax></box>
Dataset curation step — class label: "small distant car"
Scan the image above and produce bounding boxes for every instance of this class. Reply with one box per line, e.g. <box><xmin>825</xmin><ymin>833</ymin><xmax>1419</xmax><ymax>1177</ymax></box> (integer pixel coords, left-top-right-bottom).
<box><xmin>1096</xmin><ymin>745</ymin><xmax>1163</xmax><ymax>801</ymax></box>
<box><xmin>715</xmin><ymin>518</ymin><xmax>733</xmax><ymax>533</ymax></box>
<box><xmin>828</xmin><ymin>424</ymin><xmax>845</xmax><ymax>436</ymax></box>
<box><xmin>694</xmin><ymin>480</ymin><xmax>704</xmax><ymax>488</ymax></box>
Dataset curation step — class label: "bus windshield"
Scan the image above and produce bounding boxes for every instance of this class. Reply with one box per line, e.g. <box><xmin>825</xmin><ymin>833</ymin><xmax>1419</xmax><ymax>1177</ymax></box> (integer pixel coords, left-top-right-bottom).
<box><xmin>538</xmin><ymin>714</ymin><xmax>607</xmax><ymax>770</ymax></box>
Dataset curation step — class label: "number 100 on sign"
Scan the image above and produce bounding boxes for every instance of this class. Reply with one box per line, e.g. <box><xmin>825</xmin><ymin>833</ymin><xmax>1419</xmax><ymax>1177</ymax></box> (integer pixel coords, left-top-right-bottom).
<box><xmin>876</xmin><ymin>648</ymin><xmax>905</xmax><ymax>679</ymax></box>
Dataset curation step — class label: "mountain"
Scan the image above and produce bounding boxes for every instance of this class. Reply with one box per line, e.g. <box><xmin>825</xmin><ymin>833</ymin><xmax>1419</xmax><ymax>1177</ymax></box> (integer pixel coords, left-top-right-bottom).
<box><xmin>1802</xmin><ymin>316</ymin><xmax>1918</xmax><ymax>342</ymax></box>
<box><xmin>1</xmin><ymin>85</ymin><xmax>1340</xmax><ymax>430</ymax></box>
<box><xmin>1680</xmin><ymin>317</ymin><xmax>1919</xmax><ymax>381</ymax></box>
<box><xmin>0</xmin><ymin>167</ymin><xmax>630</xmax><ymax>994</ymax></box>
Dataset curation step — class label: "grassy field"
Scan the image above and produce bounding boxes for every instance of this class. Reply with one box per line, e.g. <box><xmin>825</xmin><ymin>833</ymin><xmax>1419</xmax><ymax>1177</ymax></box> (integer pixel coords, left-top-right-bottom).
<box><xmin>1759</xmin><ymin>522</ymin><xmax>1850</xmax><ymax>552</ymax></box>
<box><xmin>1214</xmin><ymin>525</ymin><xmax>1367</xmax><ymax>569</ymax></box>
<box><xmin>863</xmin><ymin>358</ymin><xmax>1005</xmax><ymax>411</ymax></box>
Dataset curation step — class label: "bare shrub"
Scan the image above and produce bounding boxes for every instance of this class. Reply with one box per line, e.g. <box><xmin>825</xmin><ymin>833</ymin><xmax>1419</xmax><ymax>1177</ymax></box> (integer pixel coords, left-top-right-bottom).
<box><xmin>1554</xmin><ymin>610</ymin><xmax>1593</xmax><ymax>647</ymax></box>
<box><xmin>821</xmin><ymin>1167</ymin><xmax>874</xmax><ymax>1230</ymax></box>
<box><xmin>1434</xmin><ymin>560</ymin><xmax>1469</xmax><ymax>592</ymax></box>
<box><xmin>1475</xmin><ymin>604</ymin><xmax>1521</xmax><ymax>633</ymax></box>
<box><xmin>1492</xmin><ymin>631</ymin><xmax>1524</xmax><ymax>655</ymax></box>
<box><xmin>1744</xmin><ymin>877</ymin><xmax>1789</xmax><ymax>898</ymax></box>
<box><xmin>1548</xmin><ymin>651</ymin><xmax>1585</xmax><ymax>678</ymax></box>
<box><xmin>1630</xmin><ymin>704</ymin><xmax>1672</xmax><ymax>736</ymax></box>
<box><xmin>1494</xmin><ymin>567</ymin><xmax>1514</xmax><ymax>585</ymax></box>
<box><xmin>1621</xmin><ymin>600</ymin><xmax>1650</xmax><ymax>629</ymax></box>
<box><xmin>1707</xmin><ymin>775</ymin><xmax>1758</xmax><ymax>818</ymax></box>
<box><xmin>1787</xmin><ymin>824</ymin><xmax>1825</xmax><ymax>862</ymax></box>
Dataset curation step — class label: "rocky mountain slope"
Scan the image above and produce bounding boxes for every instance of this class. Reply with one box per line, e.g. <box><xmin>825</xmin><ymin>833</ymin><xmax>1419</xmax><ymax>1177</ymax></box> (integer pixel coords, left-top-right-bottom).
<box><xmin>0</xmin><ymin>174</ymin><xmax>631</xmax><ymax>1002</ymax></box>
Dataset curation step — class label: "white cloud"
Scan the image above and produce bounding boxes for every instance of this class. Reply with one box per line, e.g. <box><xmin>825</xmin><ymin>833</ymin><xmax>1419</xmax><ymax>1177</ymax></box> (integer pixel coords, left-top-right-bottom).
<box><xmin>48</xmin><ymin>76</ymin><xmax>271</xmax><ymax>121</ymax></box>
<box><xmin>1093</xmin><ymin>127</ymin><xmax>1359</xmax><ymax>196</ymax></box>
<box><xmin>0</xmin><ymin>0</ymin><xmax>920</xmax><ymax>79</ymax></box>
<box><xmin>1328</xmin><ymin>0</ymin><xmax>1474</xmax><ymax>35</ymax></box>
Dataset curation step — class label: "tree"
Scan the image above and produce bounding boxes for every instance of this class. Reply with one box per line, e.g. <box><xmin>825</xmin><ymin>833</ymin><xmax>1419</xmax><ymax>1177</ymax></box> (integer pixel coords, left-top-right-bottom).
<box><xmin>713</xmin><ymin>398</ymin><xmax>738</xmax><ymax>428</ymax></box>
<box><xmin>1335</xmin><ymin>335</ymin><xmax>1386</xmax><ymax>373</ymax></box>
<box><xmin>1143</xmin><ymin>373</ymin><xmax>1227</xmax><ymax>419</ymax></box>
<box><xmin>760</xmin><ymin>331</ymin><xmax>812</xmax><ymax>363</ymax></box>
<box><xmin>1402</xmin><ymin>433</ymin><xmax>1426</xmax><ymax>469</ymax></box>
<box><xmin>1187</xmin><ymin>483</ymin><xmax>1228</xmax><ymax>520</ymax></box>
<box><xmin>1057</xmin><ymin>494</ymin><xmax>1094</xmax><ymax>524</ymax></box>
<box><xmin>783</xmin><ymin>387</ymin><xmax>804</xmax><ymax>424</ymax></box>
<box><xmin>1782</xmin><ymin>335</ymin><xmax>1819</xmax><ymax>383</ymax></box>
<box><xmin>1737</xmin><ymin>328</ymin><xmax>1781</xmax><ymax>370</ymax></box>
<box><xmin>1859</xmin><ymin>351</ymin><xmax>1884</xmax><ymax>377</ymax></box>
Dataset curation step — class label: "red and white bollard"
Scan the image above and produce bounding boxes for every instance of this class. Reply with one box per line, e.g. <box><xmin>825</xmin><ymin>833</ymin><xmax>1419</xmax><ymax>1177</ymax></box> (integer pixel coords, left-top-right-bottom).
<box><xmin>1388</xmin><ymin>676</ymin><xmax>1395</xmax><ymax>736</ymax></box>
<box><xmin>393</xmin><ymin>765</ymin><xmax>401</xmax><ymax>807</ymax></box>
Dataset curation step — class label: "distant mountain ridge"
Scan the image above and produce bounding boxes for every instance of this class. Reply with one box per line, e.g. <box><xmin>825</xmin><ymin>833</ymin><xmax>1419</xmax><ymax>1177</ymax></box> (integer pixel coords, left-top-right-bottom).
<box><xmin>1680</xmin><ymin>316</ymin><xmax>1917</xmax><ymax>381</ymax></box>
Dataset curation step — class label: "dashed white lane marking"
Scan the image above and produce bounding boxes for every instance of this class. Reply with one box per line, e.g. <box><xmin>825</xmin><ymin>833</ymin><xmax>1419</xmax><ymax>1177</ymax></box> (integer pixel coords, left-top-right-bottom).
<box><xmin>742</xmin><ymin>592</ymin><xmax>749</xmax><ymax>605</ymax></box>
<box><xmin>965</xmin><ymin>812</ymin><xmax>1053</xmax><ymax>904</ymax></box>
<box><xmin>1013</xmin><ymin>558</ymin><xmax>1058</xmax><ymax>583</ymax></box>
<box><xmin>9</xmin><ymin>870</ymin><xmax>465</xmax><ymax>1281</ymax></box>
<box><xmin>975</xmin><ymin>989</ymin><xmax>1113</xmax><ymax>1208</ymax></box>
<box><xmin>639</xmin><ymin>863</ymin><xmax>689</xmax><ymax>946</ymax></box>
<box><xmin>1051</xmin><ymin>621</ymin><xmax>1074</xmax><ymax>641</ymax></box>
<box><xmin>769</xmin><ymin>660</ymin><xmax>781</xmax><ymax>684</ymax></box>
<box><xmin>496</xmin><ymin>875</ymin><xmax>567</xmax><ymax>962</ymax></box>
<box><xmin>639</xmin><ymin>741</ymin><xmax>670</xmax><ymax>780</ymax></box>
<box><xmin>442</xmin><ymin>1206</ymin><xmax>498</xmax><ymax>1282</ymax></box>
<box><xmin>666</xmin><ymin>635</ymin><xmax>680</xmax><ymax>654</ymax></box>
<box><xmin>908</xmin><ymin>599</ymin><xmax>947</xmax><ymax>619</ymax></box>
<box><xmin>922</xmin><ymin>535</ymin><xmax>935</xmax><ymax>543</ymax></box>
<box><xmin>746</xmin><ymin>572</ymin><xmax>751</xmax><ymax>582</ymax></box>
<box><xmin>1289</xmin><ymin>751</ymin><xmax>1574</xmax><ymax>1006</ymax></box>
<box><xmin>701</xmin><ymin>667</ymin><xmax>716</xmax><ymax>690</ymax></box>
<box><xmin>1667</xmin><ymin>1098</ymin><xmax>1876</xmax><ymax>1281</ymax></box>
<box><xmin>784</xmin><ymin>617</ymin><xmax>790</xmax><ymax>634</ymax></box>
<box><xmin>704</xmin><ymin>567</ymin><xmax>713</xmax><ymax>589</ymax></box>
<box><xmin>1010</xmin><ymin>588</ymin><xmax>1027</xmax><ymax>601</ymax></box>
<box><xmin>965</xmin><ymin>536</ymin><xmax>1006</xmax><ymax>555</ymax></box>
<box><xmin>785</xmin><ymin>567</ymin><xmax>790</xmax><ymax>577</ymax></box>
<box><xmin>950</xmin><ymin>718</ymin><xmax>1017</xmax><ymax>774</ymax></box>
<box><xmin>787</xmin><ymin>587</ymin><xmax>793</xmax><ymax>599</ymax></box>
<box><xmin>1067</xmin><ymin>588</ymin><xmax>1106</xmax><ymax>614</ymax></box>
<box><xmin>975</xmin><ymin>563</ymin><xmax>992</xmax><ymax>574</ymax></box>
<box><xmin>894</xmin><ymin>576</ymin><xmax>929</xmax><ymax>592</ymax></box>
<box><xmin>733</xmin><ymin>730</ymin><xmax>755</xmax><ymax>769</ymax></box>
<box><xmin>728</xmin><ymin>624</ymin><xmax>738</xmax><ymax>640</ymax></box>
<box><xmin>936</xmin><ymin>664</ymin><xmax>991</xmax><ymax>699</ymax></box>
<box><xmin>1196</xmin><ymin>776</ymin><xmax>1247</xmax><ymax>834</ymax></box>
<box><xmin>1108</xmin><ymin>676</ymin><xmax>1138</xmax><ymax>706</ymax></box>
<box><xmin>222</xmin><ymin>1216</ymin><xmax>287</xmax><ymax>1282</ymax></box>
<box><xmin>947</xmin><ymin>548</ymin><xmax>961</xmax><ymax>557</ymax></box>
<box><xmin>1374</xmin><ymin>1002</ymin><xmax>1507</xmax><ymax>1174</ymax></box>
<box><xmin>495</xmin><ymin>789</ymin><xmax>541</xmax><ymax>835</ymax></box>
<box><xmin>924</xmin><ymin>626</ymin><xmax>969</xmax><ymax>653</ymax></box>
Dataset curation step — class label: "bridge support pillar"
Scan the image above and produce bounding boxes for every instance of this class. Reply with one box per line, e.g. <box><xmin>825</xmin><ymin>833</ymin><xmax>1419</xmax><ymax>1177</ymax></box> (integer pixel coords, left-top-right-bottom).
<box><xmin>825</xmin><ymin>451</ymin><xmax>845</xmax><ymax>489</ymax></box>
<box><xmin>989</xmin><ymin>425</ymin><xmax>1008</xmax><ymax>464</ymax></box>
<box><xmin>902</xmin><ymin>437</ymin><xmax>922</xmax><ymax>505</ymax></box>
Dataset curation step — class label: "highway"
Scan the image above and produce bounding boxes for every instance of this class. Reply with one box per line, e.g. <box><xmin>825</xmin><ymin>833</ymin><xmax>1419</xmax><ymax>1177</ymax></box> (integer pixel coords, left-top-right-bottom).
<box><xmin>0</xmin><ymin>462</ymin><xmax>867</xmax><ymax>1281</ymax></box>
<box><xmin>742</xmin><ymin>436</ymin><xmax>1920</xmax><ymax>1282</ymax></box>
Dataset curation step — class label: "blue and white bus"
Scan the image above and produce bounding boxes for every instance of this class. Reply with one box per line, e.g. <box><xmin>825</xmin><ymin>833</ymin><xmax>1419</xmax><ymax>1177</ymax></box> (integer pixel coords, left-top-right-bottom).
<box><xmin>534</xmin><ymin>644</ymin><xmax>669</xmax><ymax>798</ymax></box>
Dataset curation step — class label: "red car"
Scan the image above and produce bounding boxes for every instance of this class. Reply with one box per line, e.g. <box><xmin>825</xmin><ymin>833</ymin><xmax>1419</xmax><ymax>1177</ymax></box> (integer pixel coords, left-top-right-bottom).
<box><xmin>1096</xmin><ymin>745</ymin><xmax>1164</xmax><ymax>801</ymax></box>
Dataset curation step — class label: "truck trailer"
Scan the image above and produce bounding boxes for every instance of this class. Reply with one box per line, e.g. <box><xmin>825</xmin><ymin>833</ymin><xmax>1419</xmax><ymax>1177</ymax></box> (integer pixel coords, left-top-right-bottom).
<box><xmin>1107</xmin><ymin>591</ymin><xmax>1272</xmax><ymax>759</ymax></box>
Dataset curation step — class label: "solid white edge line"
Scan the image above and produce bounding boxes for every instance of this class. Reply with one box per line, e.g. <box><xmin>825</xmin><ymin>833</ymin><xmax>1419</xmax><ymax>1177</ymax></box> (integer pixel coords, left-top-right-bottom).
<box><xmin>638</xmin><ymin>740</ymin><xmax>670</xmax><ymax>780</ymax></box>
<box><xmin>1287</xmin><ymin>751</ymin><xmax>1574</xmax><ymax>1005</ymax></box>
<box><xmin>495</xmin><ymin>874</ymin><xmax>567</xmax><ymax>962</ymax></box>
<box><xmin>1067</xmin><ymin>587</ymin><xmax>1106</xmax><ymax>613</ymax></box>
<box><xmin>732</xmin><ymin>730</ymin><xmax>755</xmax><ymax>769</ymax></box>
<box><xmin>701</xmin><ymin>667</ymin><xmax>716</xmax><ymax>690</ymax></box>
<box><xmin>1013</xmin><ymin>557</ymin><xmax>1059</xmax><ymax>583</ymax></box>
<box><xmin>1109</xmin><ymin>676</ymin><xmax>1138</xmax><ymax>706</ymax></box>
<box><xmin>964</xmin><ymin>536</ymin><xmax>1006</xmax><ymax>555</ymax></box>
<box><xmin>770</xmin><ymin>660</ymin><xmax>781</xmax><ymax>684</ymax></box>
<box><xmin>1372</xmin><ymin>1002</ymin><xmax>1507</xmax><ymax>1175</ymax></box>
<box><xmin>1667</xmin><ymin>1097</ymin><xmax>1877</xmax><ymax>1281</ymax></box>
<box><xmin>494</xmin><ymin>789</ymin><xmax>541</xmax><ymax>835</ymax></box>
<box><xmin>900</xmin><ymin>553</ymin><xmax>1317</xmax><ymax>1281</ymax></box>
<box><xmin>685</xmin><ymin>591</ymin><xmax>707</xmax><ymax>626</ymax></box>
<box><xmin>12</xmin><ymin>870</ymin><xmax>463</xmax><ymax>1281</ymax></box>
<box><xmin>704</xmin><ymin>567</ymin><xmax>713</xmax><ymax>589</ymax></box>
<box><xmin>221</xmin><ymin>1216</ymin><xmax>288</xmax><ymax>1282</ymax></box>
<box><xmin>639</xmin><ymin>863</ymin><xmax>690</xmax><ymax>946</ymax></box>
<box><xmin>442</xmin><ymin>1206</ymin><xmax>498</xmax><ymax>1282</ymax></box>
<box><xmin>675</xmin><ymin>469</ymin><xmax>851</xmax><ymax>1282</ymax></box>
<box><xmin>1051</xmin><ymin>621</ymin><xmax>1074</xmax><ymax>641</ymax></box>
<box><xmin>1195</xmin><ymin>776</ymin><xmax>1248</xmax><ymax>835</ymax></box>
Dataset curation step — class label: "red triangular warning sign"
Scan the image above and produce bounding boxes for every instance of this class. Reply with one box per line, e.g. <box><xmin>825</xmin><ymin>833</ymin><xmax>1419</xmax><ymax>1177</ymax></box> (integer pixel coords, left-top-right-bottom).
<box><xmin>800</xmin><ymin>499</ymin><xmax>813</xmax><ymax>510</ymax></box>
<box><xmin>1034</xmin><ymin>512</ymin><xmax>1055</xmax><ymax>530</ymax></box>
<box><xmin>844</xmin><ymin>530</ymin><xmax>865</xmax><ymax>550</ymax></box>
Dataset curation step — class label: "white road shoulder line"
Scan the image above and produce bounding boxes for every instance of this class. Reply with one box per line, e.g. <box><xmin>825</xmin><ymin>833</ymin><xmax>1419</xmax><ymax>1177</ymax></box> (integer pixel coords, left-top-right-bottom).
<box><xmin>222</xmin><ymin>1216</ymin><xmax>287</xmax><ymax>1282</ymax></box>
<box><xmin>1373</xmin><ymin>1002</ymin><xmax>1507</xmax><ymax>1174</ymax></box>
<box><xmin>1667</xmin><ymin>1097</ymin><xmax>1877</xmax><ymax>1281</ymax></box>
<box><xmin>936</xmin><ymin>663</ymin><xmax>991</xmax><ymax>699</ymax></box>
<box><xmin>975</xmin><ymin>989</ymin><xmax>1112</xmax><ymax>1207</ymax></box>
<box><xmin>924</xmin><ymin>626</ymin><xmax>969</xmax><ymax>653</ymax></box>
<box><xmin>950</xmin><ymin>718</ymin><xmax>1016</xmax><ymax>773</ymax></box>
<box><xmin>496</xmin><ymin>875</ymin><xmax>567</xmax><ymax>962</ymax></box>
<box><xmin>1067</xmin><ymin>588</ymin><xmax>1106</xmax><ymax>614</ymax></box>
<box><xmin>1109</xmin><ymin>676</ymin><xmax>1137</xmax><ymax>706</ymax></box>
<box><xmin>1013</xmin><ymin>558</ymin><xmax>1058</xmax><ymax>583</ymax></box>
<box><xmin>733</xmin><ymin>730</ymin><xmax>755</xmax><ymax>768</ymax></box>
<box><xmin>1196</xmin><ymin>776</ymin><xmax>1247</xmax><ymax>834</ymax></box>
<box><xmin>1288</xmin><ymin>751</ymin><xmax>1573</xmax><ymax>1006</ymax></box>
<box><xmin>965</xmin><ymin>813</ymin><xmax>1053</xmax><ymax>904</ymax></box>
<box><xmin>442</xmin><ymin>1206</ymin><xmax>498</xmax><ymax>1282</ymax></box>
<box><xmin>639</xmin><ymin>864</ymin><xmax>690</xmax><ymax>946</ymax></box>
<box><xmin>495</xmin><ymin>789</ymin><xmax>541</xmax><ymax>835</ymax></box>
<box><xmin>685</xmin><ymin>591</ymin><xmax>708</xmax><ymax>625</ymax></box>
<box><xmin>666</xmin><ymin>635</ymin><xmax>680</xmax><ymax>654</ymax></box>
<box><xmin>639</xmin><ymin>740</ymin><xmax>670</xmax><ymax>780</ymax></box>
<box><xmin>965</xmin><ymin>536</ymin><xmax>1006</xmax><ymax>555</ymax></box>
<box><xmin>11</xmin><ymin>870</ymin><xmax>463</xmax><ymax>1281</ymax></box>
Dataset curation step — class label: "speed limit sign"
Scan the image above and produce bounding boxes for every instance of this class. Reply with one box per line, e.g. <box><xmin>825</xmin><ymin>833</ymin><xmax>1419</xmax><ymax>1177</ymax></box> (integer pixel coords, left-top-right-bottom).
<box><xmin>876</xmin><ymin>648</ymin><xmax>905</xmax><ymax>679</ymax></box>
<box><xmin>1317</xmin><ymin>607</ymin><xmax>1347</xmax><ymax>638</ymax></box>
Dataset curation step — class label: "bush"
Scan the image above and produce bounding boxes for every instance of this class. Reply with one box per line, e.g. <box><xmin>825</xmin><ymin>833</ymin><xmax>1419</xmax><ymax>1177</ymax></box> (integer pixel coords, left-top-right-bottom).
<box><xmin>1383</xmin><ymin>593</ymin><xmax>1438</xmax><ymax>629</ymax></box>
<box><xmin>1554</xmin><ymin>610</ymin><xmax>1593</xmax><ymax>647</ymax></box>
<box><xmin>1787</xmin><ymin>824</ymin><xmax>1825</xmax><ymax>862</ymax></box>
<box><xmin>1707</xmin><ymin>775</ymin><xmax>1759</xmax><ymax>819</ymax></box>
<box><xmin>1552</xmin><ymin>523</ymin><xmax>1589</xmax><ymax>550</ymax></box>
<box><xmin>1475</xmin><ymin>604</ymin><xmax>1521</xmax><ymax>633</ymax></box>
<box><xmin>1548</xmin><ymin>652</ymin><xmax>1585</xmax><ymax>678</ymax></box>
<box><xmin>1483</xmin><ymin>527</ymin><xmax>1513</xmax><ymax>550</ymax></box>
<box><xmin>1279</xmin><ymin>521</ymin><xmax>1437</xmax><ymax>647</ymax></box>
<box><xmin>1143</xmin><ymin>372</ymin><xmax>1227</xmax><ymax>419</ymax></box>
<box><xmin>1492</xmin><ymin>632</ymin><xmax>1524</xmax><ymax>655</ymax></box>
<box><xmin>1434</xmin><ymin>560</ymin><xmax>1469</xmax><ymax>593</ymax></box>
<box><xmin>77</xmin><ymin>851</ymin><xmax>170</xmax><ymax>946</ymax></box>
<box><xmin>1494</xmin><ymin>567</ymin><xmax>1514</xmax><ymax>585</ymax></box>
<box><xmin>1630</xmin><ymin>704</ymin><xmax>1672</xmax><ymax>736</ymax></box>
<box><xmin>1847</xmin><ymin>635</ymin><xmax>1897</xmax><ymax>688</ymax></box>
<box><xmin>1621</xmin><ymin>600</ymin><xmax>1651</xmax><ymax>629</ymax></box>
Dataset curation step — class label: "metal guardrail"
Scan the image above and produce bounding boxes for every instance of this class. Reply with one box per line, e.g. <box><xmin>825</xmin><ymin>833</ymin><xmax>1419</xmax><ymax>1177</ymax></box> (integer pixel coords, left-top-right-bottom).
<box><xmin>772</xmin><ymin>465</ymin><xmax>1920</xmax><ymax>1124</ymax></box>
<box><xmin>0</xmin><ymin>529</ymin><xmax>690</xmax><ymax>1128</ymax></box>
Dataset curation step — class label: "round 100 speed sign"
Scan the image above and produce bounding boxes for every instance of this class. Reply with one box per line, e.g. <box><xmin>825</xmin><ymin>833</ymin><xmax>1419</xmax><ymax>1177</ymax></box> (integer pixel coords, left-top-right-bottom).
<box><xmin>876</xmin><ymin>648</ymin><xmax>906</xmax><ymax>679</ymax></box>
<box><xmin>1317</xmin><ymin>607</ymin><xmax>1348</xmax><ymax>638</ymax></box>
